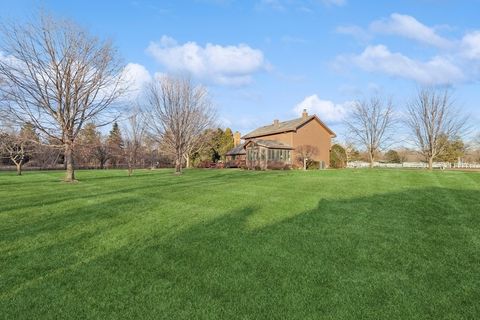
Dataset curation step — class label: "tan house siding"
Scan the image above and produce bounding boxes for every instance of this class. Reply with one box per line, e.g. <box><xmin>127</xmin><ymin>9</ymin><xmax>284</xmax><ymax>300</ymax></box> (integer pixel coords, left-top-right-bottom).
<box><xmin>293</xmin><ymin>119</ymin><xmax>332</xmax><ymax>166</ymax></box>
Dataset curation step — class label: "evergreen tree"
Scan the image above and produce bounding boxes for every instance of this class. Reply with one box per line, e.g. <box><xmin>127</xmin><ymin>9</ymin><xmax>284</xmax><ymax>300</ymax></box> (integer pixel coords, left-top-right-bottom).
<box><xmin>435</xmin><ymin>135</ymin><xmax>465</xmax><ymax>163</ymax></box>
<box><xmin>219</xmin><ymin>128</ymin><xmax>234</xmax><ymax>161</ymax></box>
<box><xmin>384</xmin><ymin>150</ymin><xmax>401</xmax><ymax>163</ymax></box>
<box><xmin>107</xmin><ymin>122</ymin><xmax>124</xmax><ymax>168</ymax></box>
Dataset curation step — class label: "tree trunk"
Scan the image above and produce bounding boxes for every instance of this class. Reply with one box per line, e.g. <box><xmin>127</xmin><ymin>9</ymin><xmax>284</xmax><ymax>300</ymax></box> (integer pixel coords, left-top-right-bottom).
<box><xmin>175</xmin><ymin>155</ymin><xmax>182</xmax><ymax>174</ymax></box>
<box><xmin>303</xmin><ymin>158</ymin><xmax>307</xmax><ymax>171</ymax></box>
<box><xmin>369</xmin><ymin>152</ymin><xmax>374</xmax><ymax>168</ymax></box>
<box><xmin>428</xmin><ymin>157</ymin><xmax>433</xmax><ymax>170</ymax></box>
<box><xmin>16</xmin><ymin>163</ymin><xmax>22</xmax><ymax>176</ymax></box>
<box><xmin>128</xmin><ymin>165</ymin><xmax>133</xmax><ymax>177</ymax></box>
<box><xmin>64</xmin><ymin>143</ymin><xmax>76</xmax><ymax>182</ymax></box>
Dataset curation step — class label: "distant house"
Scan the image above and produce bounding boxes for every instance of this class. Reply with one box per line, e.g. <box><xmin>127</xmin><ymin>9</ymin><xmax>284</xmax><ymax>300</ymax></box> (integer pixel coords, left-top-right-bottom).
<box><xmin>225</xmin><ymin>110</ymin><xmax>336</xmax><ymax>169</ymax></box>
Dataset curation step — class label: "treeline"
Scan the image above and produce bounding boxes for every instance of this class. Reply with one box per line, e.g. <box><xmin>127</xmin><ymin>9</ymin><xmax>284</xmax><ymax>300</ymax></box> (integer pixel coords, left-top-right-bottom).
<box><xmin>339</xmin><ymin>89</ymin><xmax>479</xmax><ymax>169</ymax></box>
<box><xmin>0</xmin><ymin>121</ymin><xmax>236</xmax><ymax>175</ymax></box>
<box><xmin>330</xmin><ymin>135</ymin><xmax>480</xmax><ymax>169</ymax></box>
<box><xmin>0</xmin><ymin>12</ymin><xmax>228</xmax><ymax>181</ymax></box>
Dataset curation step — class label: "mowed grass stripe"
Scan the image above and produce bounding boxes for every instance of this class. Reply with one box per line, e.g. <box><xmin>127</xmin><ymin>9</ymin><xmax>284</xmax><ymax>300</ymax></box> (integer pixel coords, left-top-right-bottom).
<box><xmin>0</xmin><ymin>169</ymin><xmax>479</xmax><ymax>319</ymax></box>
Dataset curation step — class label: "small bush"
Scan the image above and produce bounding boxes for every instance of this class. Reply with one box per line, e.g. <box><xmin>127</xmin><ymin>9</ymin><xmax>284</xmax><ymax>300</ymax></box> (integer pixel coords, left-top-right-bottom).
<box><xmin>196</xmin><ymin>160</ymin><xmax>211</xmax><ymax>168</ymax></box>
<box><xmin>306</xmin><ymin>160</ymin><xmax>319</xmax><ymax>170</ymax></box>
<box><xmin>267</xmin><ymin>161</ymin><xmax>284</xmax><ymax>170</ymax></box>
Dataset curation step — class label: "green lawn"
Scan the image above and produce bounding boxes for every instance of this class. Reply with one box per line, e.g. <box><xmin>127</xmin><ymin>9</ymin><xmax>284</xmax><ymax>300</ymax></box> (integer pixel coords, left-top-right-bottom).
<box><xmin>1</xmin><ymin>169</ymin><xmax>479</xmax><ymax>319</ymax></box>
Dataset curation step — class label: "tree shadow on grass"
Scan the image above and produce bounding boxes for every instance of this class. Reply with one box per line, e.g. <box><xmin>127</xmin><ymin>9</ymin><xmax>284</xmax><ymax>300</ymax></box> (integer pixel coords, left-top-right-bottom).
<box><xmin>0</xmin><ymin>169</ymin><xmax>262</xmax><ymax>214</ymax></box>
<box><xmin>1</xmin><ymin>187</ymin><xmax>480</xmax><ymax>319</ymax></box>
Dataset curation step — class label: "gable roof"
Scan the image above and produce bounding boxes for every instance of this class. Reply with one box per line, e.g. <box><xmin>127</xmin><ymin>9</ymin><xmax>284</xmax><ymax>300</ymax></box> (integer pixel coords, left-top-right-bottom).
<box><xmin>242</xmin><ymin>115</ymin><xmax>336</xmax><ymax>139</ymax></box>
<box><xmin>244</xmin><ymin>139</ymin><xmax>293</xmax><ymax>149</ymax></box>
<box><xmin>225</xmin><ymin>143</ymin><xmax>247</xmax><ymax>155</ymax></box>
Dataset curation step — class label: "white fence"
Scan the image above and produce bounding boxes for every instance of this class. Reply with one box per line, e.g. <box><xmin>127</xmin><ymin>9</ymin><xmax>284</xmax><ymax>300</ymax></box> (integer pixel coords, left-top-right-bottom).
<box><xmin>347</xmin><ymin>161</ymin><xmax>480</xmax><ymax>169</ymax></box>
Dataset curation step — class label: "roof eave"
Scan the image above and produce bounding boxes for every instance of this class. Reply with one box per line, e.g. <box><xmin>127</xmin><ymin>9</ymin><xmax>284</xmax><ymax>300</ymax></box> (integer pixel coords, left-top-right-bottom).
<box><xmin>241</xmin><ymin>129</ymin><xmax>295</xmax><ymax>139</ymax></box>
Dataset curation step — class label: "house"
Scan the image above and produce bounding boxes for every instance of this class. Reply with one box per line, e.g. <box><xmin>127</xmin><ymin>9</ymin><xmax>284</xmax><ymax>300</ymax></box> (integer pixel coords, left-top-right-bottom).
<box><xmin>225</xmin><ymin>109</ymin><xmax>336</xmax><ymax>169</ymax></box>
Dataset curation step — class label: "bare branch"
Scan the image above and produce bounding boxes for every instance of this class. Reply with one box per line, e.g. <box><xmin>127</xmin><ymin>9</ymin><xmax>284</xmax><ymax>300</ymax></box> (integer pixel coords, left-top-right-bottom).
<box><xmin>344</xmin><ymin>95</ymin><xmax>396</xmax><ymax>167</ymax></box>
<box><xmin>405</xmin><ymin>88</ymin><xmax>467</xmax><ymax>169</ymax></box>
<box><xmin>0</xmin><ymin>12</ymin><xmax>127</xmax><ymax>181</ymax></box>
<box><xmin>143</xmin><ymin>75</ymin><xmax>216</xmax><ymax>174</ymax></box>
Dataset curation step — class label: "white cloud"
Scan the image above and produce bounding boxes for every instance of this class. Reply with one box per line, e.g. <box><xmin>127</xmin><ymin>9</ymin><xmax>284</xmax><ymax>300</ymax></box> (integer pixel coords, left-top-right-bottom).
<box><xmin>461</xmin><ymin>31</ymin><xmax>480</xmax><ymax>60</ymax></box>
<box><xmin>370</xmin><ymin>13</ymin><xmax>452</xmax><ymax>48</ymax></box>
<box><xmin>121</xmin><ymin>63</ymin><xmax>152</xmax><ymax>99</ymax></box>
<box><xmin>344</xmin><ymin>45</ymin><xmax>464</xmax><ymax>85</ymax></box>
<box><xmin>146</xmin><ymin>35</ymin><xmax>268</xmax><ymax>86</ymax></box>
<box><xmin>293</xmin><ymin>94</ymin><xmax>353</xmax><ymax>123</ymax></box>
<box><xmin>335</xmin><ymin>14</ymin><xmax>480</xmax><ymax>85</ymax></box>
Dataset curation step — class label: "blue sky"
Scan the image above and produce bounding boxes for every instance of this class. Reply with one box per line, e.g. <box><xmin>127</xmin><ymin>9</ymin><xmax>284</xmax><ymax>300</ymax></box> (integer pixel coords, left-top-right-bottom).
<box><xmin>2</xmin><ymin>0</ymin><xmax>480</xmax><ymax>140</ymax></box>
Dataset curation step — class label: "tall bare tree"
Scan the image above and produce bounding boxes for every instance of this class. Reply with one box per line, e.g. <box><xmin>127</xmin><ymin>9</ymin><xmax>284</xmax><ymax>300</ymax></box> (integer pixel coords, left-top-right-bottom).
<box><xmin>144</xmin><ymin>76</ymin><xmax>216</xmax><ymax>174</ymax></box>
<box><xmin>124</xmin><ymin>109</ymin><xmax>145</xmax><ymax>176</ymax></box>
<box><xmin>0</xmin><ymin>13</ymin><xmax>126</xmax><ymax>181</ymax></box>
<box><xmin>345</xmin><ymin>96</ymin><xmax>395</xmax><ymax>167</ymax></box>
<box><xmin>405</xmin><ymin>88</ymin><xmax>467</xmax><ymax>170</ymax></box>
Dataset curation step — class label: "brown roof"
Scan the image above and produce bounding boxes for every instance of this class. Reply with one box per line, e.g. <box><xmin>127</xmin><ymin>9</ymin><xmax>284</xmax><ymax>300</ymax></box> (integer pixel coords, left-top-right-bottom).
<box><xmin>244</xmin><ymin>139</ymin><xmax>293</xmax><ymax>149</ymax></box>
<box><xmin>225</xmin><ymin>143</ymin><xmax>247</xmax><ymax>155</ymax></box>
<box><xmin>242</xmin><ymin>115</ymin><xmax>335</xmax><ymax>139</ymax></box>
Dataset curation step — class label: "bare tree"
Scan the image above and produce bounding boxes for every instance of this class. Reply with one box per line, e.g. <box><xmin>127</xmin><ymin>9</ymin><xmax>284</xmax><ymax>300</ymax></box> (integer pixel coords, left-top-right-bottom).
<box><xmin>0</xmin><ymin>124</ymin><xmax>36</xmax><ymax>175</ymax></box>
<box><xmin>93</xmin><ymin>137</ymin><xmax>110</xmax><ymax>169</ymax></box>
<box><xmin>0</xmin><ymin>132</ymin><xmax>26</xmax><ymax>175</ymax></box>
<box><xmin>345</xmin><ymin>96</ymin><xmax>395</xmax><ymax>168</ymax></box>
<box><xmin>124</xmin><ymin>109</ymin><xmax>145</xmax><ymax>176</ymax></box>
<box><xmin>144</xmin><ymin>76</ymin><xmax>216</xmax><ymax>174</ymax></box>
<box><xmin>0</xmin><ymin>13</ymin><xmax>126</xmax><ymax>181</ymax></box>
<box><xmin>405</xmin><ymin>88</ymin><xmax>467</xmax><ymax>170</ymax></box>
<box><xmin>296</xmin><ymin>144</ymin><xmax>319</xmax><ymax>170</ymax></box>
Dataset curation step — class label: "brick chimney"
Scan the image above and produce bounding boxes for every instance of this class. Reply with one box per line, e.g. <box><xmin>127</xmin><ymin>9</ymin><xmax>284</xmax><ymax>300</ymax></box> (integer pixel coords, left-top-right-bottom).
<box><xmin>233</xmin><ymin>131</ymin><xmax>241</xmax><ymax>147</ymax></box>
<box><xmin>302</xmin><ymin>109</ymin><xmax>308</xmax><ymax>119</ymax></box>
<box><xmin>273</xmin><ymin>119</ymin><xmax>279</xmax><ymax>127</ymax></box>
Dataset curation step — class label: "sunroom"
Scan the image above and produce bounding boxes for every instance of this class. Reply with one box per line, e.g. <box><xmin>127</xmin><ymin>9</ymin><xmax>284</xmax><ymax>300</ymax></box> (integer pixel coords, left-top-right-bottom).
<box><xmin>244</xmin><ymin>139</ymin><xmax>294</xmax><ymax>169</ymax></box>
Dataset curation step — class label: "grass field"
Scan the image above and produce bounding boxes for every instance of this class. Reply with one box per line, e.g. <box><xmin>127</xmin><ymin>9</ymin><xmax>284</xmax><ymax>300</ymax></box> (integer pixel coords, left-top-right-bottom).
<box><xmin>1</xmin><ymin>169</ymin><xmax>479</xmax><ymax>319</ymax></box>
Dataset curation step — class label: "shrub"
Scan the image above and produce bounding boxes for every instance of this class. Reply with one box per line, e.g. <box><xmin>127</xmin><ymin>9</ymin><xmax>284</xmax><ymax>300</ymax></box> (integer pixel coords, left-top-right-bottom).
<box><xmin>197</xmin><ymin>160</ymin><xmax>215</xmax><ymax>168</ymax></box>
<box><xmin>330</xmin><ymin>144</ymin><xmax>347</xmax><ymax>168</ymax></box>
<box><xmin>385</xmin><ymin>150</ymin><xmax>401</xmax><ymax>163</ymax></box>
<box><xmin>267</xmin><ymin>161</ymin><xmax>284</xmax><ymax>170</ymax></box>
<box><xmin>306</xmin><ymin>160</ymin><xmax>319</xmax><ymax>170</ymax></box>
